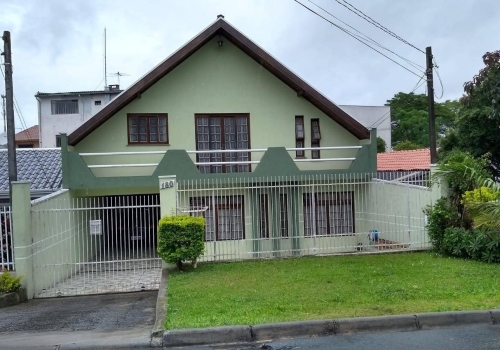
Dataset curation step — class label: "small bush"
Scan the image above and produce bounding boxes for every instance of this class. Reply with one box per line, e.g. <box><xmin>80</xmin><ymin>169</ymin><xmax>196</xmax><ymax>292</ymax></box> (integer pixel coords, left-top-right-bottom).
<box><xmin>462</xmin><ymin>187</ymin><xmax>500</xmax><ymax>205</ymax></box>
<box><xmin>441</xmin><ymin>227</ymin><xmax>500</xmax><ymax>263</ymax></box>
<box><xmin>157</xmin><ymin>215</ymin><xmax>205</xmax><ymax>270</ymax></box>
<box><xmin>0</xmin><ymin>271</ymin><xmax>22</xmax><ymax>294</ymax></box>
<box><xmin>425</xmin><ymin>198</ymin><xmax>459</xmax><ymax>253</ymax></box>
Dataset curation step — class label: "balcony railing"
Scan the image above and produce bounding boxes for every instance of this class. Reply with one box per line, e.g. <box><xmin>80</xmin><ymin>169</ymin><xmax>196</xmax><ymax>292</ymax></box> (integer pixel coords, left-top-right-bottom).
<box><xmin>80</xmin><ymin>146</ymin><xmax>361</xmax><ymax>169</ymax></box>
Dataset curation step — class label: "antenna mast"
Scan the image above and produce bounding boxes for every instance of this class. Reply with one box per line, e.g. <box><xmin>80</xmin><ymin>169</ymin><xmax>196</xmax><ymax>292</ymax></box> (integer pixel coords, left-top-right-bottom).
<box><xmin>104</xmin><ymin>28</ymin><xmax>107</xmax><ymax>88</ymax></box>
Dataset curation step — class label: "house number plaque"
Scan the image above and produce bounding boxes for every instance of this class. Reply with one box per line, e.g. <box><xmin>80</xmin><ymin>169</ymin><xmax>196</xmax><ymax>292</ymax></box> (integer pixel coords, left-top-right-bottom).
<box><xmin>160</xmin><ymin>180</ymin><xmax>175</xmax><ymax>189</ymax></box>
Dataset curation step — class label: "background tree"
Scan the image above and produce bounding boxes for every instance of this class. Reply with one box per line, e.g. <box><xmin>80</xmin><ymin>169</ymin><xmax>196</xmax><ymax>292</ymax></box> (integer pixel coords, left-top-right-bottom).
<box><xmin>393</xmin><ymin>140</ymin><xmax>421</xmax><ymax>151</ymax></box>
<box><xmin>440</xmin><ymin>50</ymin><xmax>500</xmax><ymax>176</ymax></box>
<box><xmin>376</xmin><ymin>137</ymin><xmax>387</xmax><ymax>153</ymax></box>
<box><xmin>387</xmin><ymin>93</ymin><xmax>459</xmax><ymax>148</ymax></box>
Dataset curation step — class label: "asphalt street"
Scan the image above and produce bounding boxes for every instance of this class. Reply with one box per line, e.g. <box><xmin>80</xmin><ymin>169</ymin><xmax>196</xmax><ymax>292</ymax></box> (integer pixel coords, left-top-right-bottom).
<box><xmin>173</xmin><ymin>324</ymin><xmax>500</xmax><ymax>350</ymax></box>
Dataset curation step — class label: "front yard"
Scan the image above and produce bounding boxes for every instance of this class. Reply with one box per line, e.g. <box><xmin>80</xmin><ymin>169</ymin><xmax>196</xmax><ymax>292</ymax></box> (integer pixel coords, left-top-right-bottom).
<box><xmin>165</xmin><ymin>252</ymin><xmax>500</xmax><ymax>329</ymax></box>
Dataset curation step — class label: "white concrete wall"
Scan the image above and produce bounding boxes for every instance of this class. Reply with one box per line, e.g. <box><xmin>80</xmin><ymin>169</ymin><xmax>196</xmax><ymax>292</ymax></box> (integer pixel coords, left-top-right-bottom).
<box><xmin>339</xmin><ymin>105</ymin><xmax>391</xmax><ymax>152</ymax></box>
<box><xmin>38</xmin><ymin>92</ymin><xmax>119</xmax><ymax>148</ymax></box>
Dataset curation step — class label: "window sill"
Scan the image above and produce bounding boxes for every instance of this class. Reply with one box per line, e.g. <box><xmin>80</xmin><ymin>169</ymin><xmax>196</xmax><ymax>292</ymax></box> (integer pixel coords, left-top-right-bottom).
<box><xmin>305</xmin><ymin>233</ymin><xmax>355</xmax><ymax>238</ymax></box>
<box><xmin>126</xmin><ymin>143</ymin><xmax>170</xmax><ymax>146</ymax></box>
<box><xmin>295</xmin><ymin>156</ymin><xmax>307</xmax><ymax>159</ymax></box>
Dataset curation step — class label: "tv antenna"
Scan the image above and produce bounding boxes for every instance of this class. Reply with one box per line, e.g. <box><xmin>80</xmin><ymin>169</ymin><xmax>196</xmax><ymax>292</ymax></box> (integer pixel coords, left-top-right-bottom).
<box><xmin>108</xmin><ymin>71</ymin><xmax>130</xmax><ymax>86</ymax></box>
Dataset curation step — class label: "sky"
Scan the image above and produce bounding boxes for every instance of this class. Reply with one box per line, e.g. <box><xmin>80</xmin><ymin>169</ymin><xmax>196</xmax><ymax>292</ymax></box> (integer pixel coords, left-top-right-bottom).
<box><xmin>0</xmin><ymin>0</ymin><xmax>499</xmax><ymax>131</ymax></box>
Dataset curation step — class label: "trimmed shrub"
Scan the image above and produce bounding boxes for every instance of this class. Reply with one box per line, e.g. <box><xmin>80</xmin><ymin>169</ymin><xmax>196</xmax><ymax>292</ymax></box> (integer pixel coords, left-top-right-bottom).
<box><xmin>0</xmin><ymin>271</ymin><xmax>22</xmax><ymax>294</ymax></box>
<box><xmin>157</xmin><ymin>215</ymin><xmax>205</xmax><ymax>270</ymax></box>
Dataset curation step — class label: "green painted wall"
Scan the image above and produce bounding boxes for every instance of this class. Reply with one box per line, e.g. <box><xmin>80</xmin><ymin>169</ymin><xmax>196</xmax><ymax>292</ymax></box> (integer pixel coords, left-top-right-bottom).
<box><xmin>31</xmin><ymin>190</ymin><xmax>100</xmax><ymax>296</ymax></box>
<box><xmin>64</xmin><ymin>35</ymin><xmax>376</xmax><ymax>192</ymax></box>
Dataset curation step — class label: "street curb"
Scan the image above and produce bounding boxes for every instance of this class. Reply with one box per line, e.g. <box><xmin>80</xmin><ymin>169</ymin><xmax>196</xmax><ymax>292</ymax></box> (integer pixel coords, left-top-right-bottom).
<box><xmin>335</xmin><ymin>314</ymin><xmax>418</xmax><ymax>334</ymax></box>
<box><xmin>151</xmin><ymin>268</ymin><xmax>168</xmax><ymax>347</ymax></box>
<box><xmin>164</xmin><ymin>325</ymin><xmax>253</xmax><ymax>347</ymax></box>
<box><xmin>416</xmin><ymin>310</ymin><xmax>492</xmax><ymax>329</ymax></box>
<box><xmin>252</xmin><ymin>319</ymin><xmax>336</xmax><ymax>341</ymax></box>
<box><xmin>161</xmin><ymin>309</ymin><xmax>500</xmax><ymax>348</ymax></box>
<box><xmin>0</xmin><ymin>288</ymin><xmax>27</xmax><ymax>308</ymax></box>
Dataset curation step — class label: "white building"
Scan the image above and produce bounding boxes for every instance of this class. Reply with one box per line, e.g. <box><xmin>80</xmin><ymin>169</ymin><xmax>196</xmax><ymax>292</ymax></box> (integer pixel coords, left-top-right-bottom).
<box><xmin>339</xmin><ymin>105</ymin><xmax>391</xmax><ymax>152</ymax></box>
<box><xmin>35</xmin><ymin>85</ymin><xmax>122</xmax><ymax>148</ymax></box>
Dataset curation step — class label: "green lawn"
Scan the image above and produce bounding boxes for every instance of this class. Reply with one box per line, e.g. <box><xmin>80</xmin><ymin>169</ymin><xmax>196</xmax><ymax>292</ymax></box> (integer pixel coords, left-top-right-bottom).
<box><xmin>165</xmin><ymin>252</ymin><xmax>500</xmax><ymax>329</ymax></box>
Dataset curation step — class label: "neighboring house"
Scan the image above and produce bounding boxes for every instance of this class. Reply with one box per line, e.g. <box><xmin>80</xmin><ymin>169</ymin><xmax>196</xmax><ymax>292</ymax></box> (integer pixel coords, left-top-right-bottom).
<box><xmin>0</xmin><ymin>132</ymin><xmax>7</xmax><ymax>149</ymax></box>
<box><xmin>339</xmin><ymin>105</ymin><xmax>391</xmax><ymax>152</ymax></box>
<box><xmin>35</xmin><ymin>85</ymin><xmax>122</xmax><ymax>148</ymax></box>
<box><xmin>377</xmin><ymin>148</ymin><xmax>430</xmax><ymax>186</ymax></box>
<box><xmin>0</xmin><ymin>148</ymin><xmax>62</xmax><ymax>206</ymax></box>
<box><xmin>15</xmin><ymin>125</ymin><xmax>39</xmax><ymax>148</ymax></box>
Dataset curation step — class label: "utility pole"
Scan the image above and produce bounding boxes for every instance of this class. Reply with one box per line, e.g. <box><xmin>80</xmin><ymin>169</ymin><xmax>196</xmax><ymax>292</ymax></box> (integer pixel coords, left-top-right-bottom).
<box><xmin>426</xmin><ymin>46</ymin><xmax>437</xmax><ymax>164</ymax></box>
<box><xmin>2</xmin><ymin>31</ymin><xmax>18</xmax><ymax>200</ymax></box>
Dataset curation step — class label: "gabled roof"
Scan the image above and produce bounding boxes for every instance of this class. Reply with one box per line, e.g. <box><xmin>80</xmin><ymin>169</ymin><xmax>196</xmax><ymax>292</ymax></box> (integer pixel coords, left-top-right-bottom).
<box><xmin>15</xmin><ymin>125</ymin><xmax>39</xmax><ymax>142</ymax></box>
<box><xmin>0</xmin><ymin>148</ymin><xmax>62</xmax><ymax>193</ymax></box>
<box><xmin>68</xmin><ymin>18</ymin><xmax>370</xmax><ymax>145</ymax></box>
<box><xmin>377</xmin><ymin>149</ymin><xmax>430</xmax><ymax>171</ymax></box>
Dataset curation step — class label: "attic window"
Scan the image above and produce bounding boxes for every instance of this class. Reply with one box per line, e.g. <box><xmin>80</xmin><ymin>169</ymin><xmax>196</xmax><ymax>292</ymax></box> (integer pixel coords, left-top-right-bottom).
<box><xmin>295</xmin><ymin>116</ymin><xmax>305</xmax><ymax>158</ymax></box>
<box><xmin>311</xmin><ymin>119</ymin><xmax>321</xmax><ymax>159</ymax></box>
<box><xmin>128</xmin><ymin>114</ymin><xmax>168</xmax><ymax>144</ymax></box>
<box><xmin>94</xmin><ymin>100</ymin><xmax>102</xmax><ymax>106</ymax></box>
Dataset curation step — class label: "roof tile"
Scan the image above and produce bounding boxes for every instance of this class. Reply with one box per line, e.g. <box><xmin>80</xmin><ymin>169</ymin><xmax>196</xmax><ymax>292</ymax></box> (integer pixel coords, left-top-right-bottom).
<box><xmin>0</xmin><ymin>149</ymin><xmax>62</xmax><ymax>192</ymax></box>
<box><xmin>15</xmin><ymin>125</ymin><xmax>39</xmax><ymax>141</ymax></box>
<box><xmin>377</xmin><ymin>148</ymin><xmax>430</xmax><ymax>171</ymax></box>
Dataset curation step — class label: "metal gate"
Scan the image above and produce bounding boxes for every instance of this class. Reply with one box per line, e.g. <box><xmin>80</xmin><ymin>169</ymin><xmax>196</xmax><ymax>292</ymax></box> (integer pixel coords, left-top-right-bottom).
<box><xmin>31</xmin><ymin>194</ymin><xmax>161</xmax><ymax>298</ymax></box>
<box><xmin>1</xmin><ymin>206</ymin><xmax>14</xmax><ymax>271</ymax></box>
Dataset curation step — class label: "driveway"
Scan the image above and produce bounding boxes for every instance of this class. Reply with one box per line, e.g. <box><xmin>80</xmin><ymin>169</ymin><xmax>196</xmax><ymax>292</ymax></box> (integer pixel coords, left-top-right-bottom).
<box><xmin>0</xmin><ymin>291</ymin><xmax>156</xmax><ymax>349</ymax></box>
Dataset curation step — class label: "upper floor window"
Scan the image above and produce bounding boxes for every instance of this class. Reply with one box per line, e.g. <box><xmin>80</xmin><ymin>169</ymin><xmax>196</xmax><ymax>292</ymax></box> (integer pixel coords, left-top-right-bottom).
<box><xmin>195</xmin><ymin>114</ymin><xmax>250</xmax><ymax>174</ymax></box>
<box><xmin>94</xmin><ymin>100</ymin><xmax>102</xmax><ymax>106</ymax></box>
<box><xmin>51</xmin><ymin>100</ymin><xmax>79</xmax><ymax>115</ymax></box>
<box><xmin>128</xmin><ymin>114</ymin><xmax>168</xmax><ymax>144</ymax></box>
<box><xmin>295</xmin><ymin>116</ymin><xmax>304</xmax><ymax>158</ymax></box>
<box><xmin>56</xmin><ymin>134</ymin><xmax>62</xmax><ymax>147</ymax></box>
<box><xmin>311</xmin><ymin>119</ymin><xmax>321</xmax><ymax>159</ymax></box>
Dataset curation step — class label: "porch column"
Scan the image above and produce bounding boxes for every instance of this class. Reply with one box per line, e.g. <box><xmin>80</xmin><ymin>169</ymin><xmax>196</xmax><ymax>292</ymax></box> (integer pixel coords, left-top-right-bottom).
<box><xmin>11</xmin><ymin>181</ymin><xmax>34</xmax><ymax>299</ymax></box>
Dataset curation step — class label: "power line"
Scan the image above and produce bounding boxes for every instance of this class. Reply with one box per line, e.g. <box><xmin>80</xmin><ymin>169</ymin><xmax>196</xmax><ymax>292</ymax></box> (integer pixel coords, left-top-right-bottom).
<box><xmin>294</xmin><ymin>0</ymin><xmax>424</xmax><ymax>78</ymax></box>
<box><xmin>306</xmin><ymin>0</ymin><xmax>425</xmax><ymax>72</ymax></box>
<box><xmin>335</xmin><ymin>0</ymin><xmax>425</xmax><ymax>54</ymax></box>
<box><xmin>433</xmin><ymin>59</ymin><xmax>444</xmax><ymax>99</ymax></box>
<box><xmin>369</xmin><ymin>73</ymin><xmax>427</xmax><ymax>129</ymax></box>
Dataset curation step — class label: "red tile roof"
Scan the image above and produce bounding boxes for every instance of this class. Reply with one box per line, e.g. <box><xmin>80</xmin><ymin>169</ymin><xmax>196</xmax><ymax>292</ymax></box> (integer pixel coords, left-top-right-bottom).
<box><xmin>15</xmin><ymin>125</ymin><xmax>39</xmax><ymax>142</ymax></box>
<box><xmin>377</xmin><ymin>148</ymin><xmax>430</xmax><ymax>171</ymax></box>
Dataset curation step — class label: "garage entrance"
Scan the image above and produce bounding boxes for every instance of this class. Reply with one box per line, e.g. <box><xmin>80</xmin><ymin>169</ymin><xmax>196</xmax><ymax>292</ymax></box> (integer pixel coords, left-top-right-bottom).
<box><xmin>32</xmin><ymin>194</ymin><xmax>162</xmax><ymax>298</ymax></box>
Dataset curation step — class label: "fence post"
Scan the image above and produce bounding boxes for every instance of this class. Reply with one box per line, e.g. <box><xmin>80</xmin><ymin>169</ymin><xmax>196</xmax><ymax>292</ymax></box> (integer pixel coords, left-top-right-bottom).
<box><xmin>159</xmin><ymin>175</ymin><xmax>177</xmax><ymax>217</ymax></box>
<box><xmin>11</xmin><ymin>181</ymin><xmax>34</xmax><ymax>299</ymax></box>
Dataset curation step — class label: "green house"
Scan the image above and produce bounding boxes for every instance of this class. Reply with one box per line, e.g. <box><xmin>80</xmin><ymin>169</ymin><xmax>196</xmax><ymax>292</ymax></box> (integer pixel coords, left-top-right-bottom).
<box><xmin>59</xmin><ymin>17</ymin><xmax>388</xmax><ymax>260</ymax></box>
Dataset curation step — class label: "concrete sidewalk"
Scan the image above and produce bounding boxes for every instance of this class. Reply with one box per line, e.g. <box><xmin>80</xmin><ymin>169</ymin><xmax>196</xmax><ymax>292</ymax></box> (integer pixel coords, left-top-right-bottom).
<box><xmin>0</xmin><ymin>291</ymin><xmax>157</xmax><ymax>350</ymax></box>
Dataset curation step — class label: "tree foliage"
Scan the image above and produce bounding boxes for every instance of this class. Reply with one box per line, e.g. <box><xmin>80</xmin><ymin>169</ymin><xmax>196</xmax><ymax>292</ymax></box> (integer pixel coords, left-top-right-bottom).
<box><xmin>393</xmin><ymin>140</ymin><xmax>421</xmax><ymax>151</ymax></box>
<box><xmin>387</xmin><ymin>93</ymin><xmax>459</xmax><ymax>148</ymax></box>
<box><xmin>376</xmin><ymin>137</ymin><xmax>386</xmax><ymax>153</ymax></box>
<box><xmin>440</xmin><ymin>50</ymin><xmax>500</xmax><ymax>176</ymax></box>
<box><xmin>427</xmin><ymin>152</ymin><xmax>500</xmax><ymax>262</ymax></box>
